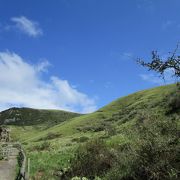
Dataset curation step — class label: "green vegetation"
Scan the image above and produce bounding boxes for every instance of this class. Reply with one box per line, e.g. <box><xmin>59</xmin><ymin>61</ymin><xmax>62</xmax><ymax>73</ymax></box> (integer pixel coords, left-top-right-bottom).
<box><xmin>0</xmin><ymin>107</ymin><xmax>81</xmax><ymax>128</ymax></box>
<box><xmin>167</xmin><ymin>84</ymin><xmax>180</xmax><ymax>113</ymax></box>
<box><xmin>28</xmin><ymin>150</ymin><xmax>73</xmax><ymax>179</ymax></box>
<box><xmin>104</xmin><ymin>114</ymin><xmax>179</xmax><ymax>180</ymax></box>
<box><xmin>70</xmin><ymin>139</ymin><xmax>114</xmax><ymax>179</ymax></box>
<box><xmin>0</xmin><ymin>144</ymin><xmax>3</xmax><ymax>160</ymax></box>
<box><xmin>0</xmin><ymin>84</ymin><xmax>179</xmax><ymax>179</ymax></box>
<box><xmin>63</xmin><ymin>88</ymin><xmax>180</xmax><ymax>179</ymax></box>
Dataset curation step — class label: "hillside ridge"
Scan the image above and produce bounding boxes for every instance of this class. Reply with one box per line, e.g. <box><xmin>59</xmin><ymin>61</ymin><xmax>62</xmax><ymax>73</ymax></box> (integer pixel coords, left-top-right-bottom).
<box><xmin>0</xmin><ymin>107</ymin><xmax>82</xmax><ymax>127</ymax></box>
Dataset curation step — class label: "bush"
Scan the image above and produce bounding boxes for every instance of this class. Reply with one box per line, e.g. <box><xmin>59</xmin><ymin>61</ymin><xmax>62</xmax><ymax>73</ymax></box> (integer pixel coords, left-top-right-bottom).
<box><xmin>36</xmin><ymin>132</ymin><xmax>62</xmax><ymax>141</ymax></box>
<box><xmin>70</xmin><ymin>139</ymin><xmax>114</xmax><ymax>179</ymax></box>
<box><xmin>0</xmin><ymin>145</ymin><xmax>3</xmax><ymax>160</ymax></box>
<box><xmin>164</xmin><ymin>84</ymin><xmax>180</xmax><ymax>113</ymax></box>
<box><xmin>31</xmin><ymin>141</ymin><xmax>51</xmax><ymax>151</ymax></box>
<box><xmin>17</xmin><ymin>150</ymin><xmax>24</xmax><ymax>169</ymax></box>
<box><xmin>68</xmin><ymin>113</ymin><xmax>180</xmax><ymax>180</ymax></box>
<box><xmin>77</xmin><ymin>124</ymin><xmax>107</xmax><ymax>133</ymax></box>
<box><xmin>105</xmin><ymin>125</ymin><xmax>116</xmax><ymax>137</ymax></box>
<box><xmin>71</xmin><ymin>177</ymin><xmax>88</xmax><ymax>180</ymax></box>
<box><xmin>105</xmin><ymin>116</ymin><xmax>180</xmax><ymax>180</ymax></box>
<box><xmin>167</xmin><ymin>90</ymin><xmax>180</xmax><ymax>112</ymax></box>
<box><xmin>72</xmin><ymin>136</ymin><xmax>89</xmax><ymax>143</ymax></box>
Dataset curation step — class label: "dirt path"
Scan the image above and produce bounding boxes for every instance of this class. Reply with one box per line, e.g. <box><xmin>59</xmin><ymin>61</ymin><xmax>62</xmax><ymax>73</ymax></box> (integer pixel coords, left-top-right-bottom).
<box><xmin>0</xmin><ymin>147</ymin><xmax>19</xmax><ymax>180</ymax></box>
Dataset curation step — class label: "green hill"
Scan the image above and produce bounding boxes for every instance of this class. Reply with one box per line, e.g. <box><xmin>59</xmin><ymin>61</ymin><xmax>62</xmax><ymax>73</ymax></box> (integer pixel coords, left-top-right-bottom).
<box><xmin>20</xmin><ymin>83</ymin><xmax>177</xmax><ymax>141</ymax></box>
<box><xmin>0</xmin><ymin>107</ymin><xmax>81</xmax><ymax>128</ymax></box>
<box><xmin>0</xmin><ymin>84</ymin><xmax>179</xmax><ymax>179</ymax></box>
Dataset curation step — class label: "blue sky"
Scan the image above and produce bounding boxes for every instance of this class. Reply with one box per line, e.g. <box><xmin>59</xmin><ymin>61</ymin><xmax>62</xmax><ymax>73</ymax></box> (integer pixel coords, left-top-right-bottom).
<box><xmin>0</xmin><ymin>0</ymin><xmax>179</xmax><ymax>113</ymax></box>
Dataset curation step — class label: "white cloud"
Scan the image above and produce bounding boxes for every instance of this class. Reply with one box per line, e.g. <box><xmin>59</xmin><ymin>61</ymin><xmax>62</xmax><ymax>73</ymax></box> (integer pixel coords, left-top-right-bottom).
<box><xmin>140</xmin><ymin>69</ymin><xmax>175</xmax><ymax>85</ymax></box>
<box><xmin>11</xmin><ymin>16</ymin><xmax>43</xmax><ymax>37</ymax></box>
<box><xmin>0</xmin><ymin>51</ymin><xmax>97</xmax><ymax>113</ymax></box>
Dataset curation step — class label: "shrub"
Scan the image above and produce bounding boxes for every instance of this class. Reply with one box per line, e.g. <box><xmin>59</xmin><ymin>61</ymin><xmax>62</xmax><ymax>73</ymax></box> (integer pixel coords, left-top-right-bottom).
<box><xmin>36</xmin><ymin>132</ymin><xmax>62</xmax><ymax>141</ymax></box>
<box><xmin>105</xmin><ymin>116</ymin><xmax>180</xmax><ymax>180</ymax></box>
<box><xmin>77</xmin><ymin>124</ymin><xmax>106</xmax><ymax>133</ymax></box>
<box><xmin>163</xmin><ymin>84</ymin><xmax>180</xmax><ymax>113</ymax></box>
<box><xmin>71</xmin><ymin>177</ymin><xmax>88</xmax><ymax>180</ymax></box>
<box><xmin>0</xmin><ymin>145</ymin><xmax>3</xmax><ymax>160</ymax></box>
<box><xmin>70</xmin><ymin>139</ymin><xmax>114</xmax><ymax>179</ymax></box>
<box><xmin>46</xmin><ymin>132</ymin><xmax>62</xmax><ymax>139</ymax></box>
<box><xmin>17</xmin><ymin>150</ymin><xmax>24</xmax><ymax>169</ymax></box>
<box><xmin>105</xmin><ymin>125</ymin><xmax>116</xmax><ymax>137</ymax></box>
<box><xmin>167</xmin><ymin>90</ymin><xmax>180</xmax><ymax>112</ymax></box>
<box><xmin>72</xmin><ymin>136</ymin><xmax>89</xmax><ymax>143</ymax></box>
<box><xmin>31</xmin><ymin>141</ymin><xmax>51</xmax><ymax>151</ymax></box>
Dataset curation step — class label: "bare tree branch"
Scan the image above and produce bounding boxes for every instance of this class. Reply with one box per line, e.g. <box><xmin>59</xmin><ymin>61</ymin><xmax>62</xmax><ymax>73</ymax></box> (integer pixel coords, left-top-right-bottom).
<box><xmin>137</xmin><ymin>45</ymin><xmax>180</xmax><ymax>82</ymax></box>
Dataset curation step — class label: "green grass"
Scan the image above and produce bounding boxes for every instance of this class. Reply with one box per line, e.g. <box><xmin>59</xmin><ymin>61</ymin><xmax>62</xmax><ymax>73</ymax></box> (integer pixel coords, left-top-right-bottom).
<box><xmin>28</xmin><ymin>150</ymin><xmax>74</xmax><ymax>179</ymax></box>
<box><xmin>1</xmin><ymin>83</ymin><xmax>179</xmax><ymax>179</ymax></box>
<box><xmin>33</xmin><ymin>84</ymin><xmax>175</xmax><ymax>139</ymax></box>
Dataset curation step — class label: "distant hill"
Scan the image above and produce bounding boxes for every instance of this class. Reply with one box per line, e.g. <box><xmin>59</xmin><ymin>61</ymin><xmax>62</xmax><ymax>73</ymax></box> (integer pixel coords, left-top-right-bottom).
<box><xmin>0</xmin><ymin>107</ymin><xmax>81</xmax><ymax>127</ymax></box>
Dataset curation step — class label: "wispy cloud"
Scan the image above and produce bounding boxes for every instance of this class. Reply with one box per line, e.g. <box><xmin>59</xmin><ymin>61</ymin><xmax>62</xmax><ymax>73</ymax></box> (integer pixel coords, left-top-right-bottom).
<box><xmin>120</xmin><ymin>52</ymin><xmax>134</xmax><ymax>61</ymax></box>
<box><xmin>104</xmin><ymin>81</ymin><xmax>113</xmax><ymax>89</ymax></box>
<box><xmin>0</xmin><ymin>51</ymin><xmax>97</xmax><ymax>113</ymax></box>
<box><xmin>110</xmin><ymin>51</ymin><xmax>135</xmax><ymax>61</ymax></box>
<box><xmin>162</xmin><ymin>20</ymin><xmax>175</xmax><ymax>30</ymax></box>
<box><xmin>140</xmin><ymin>69</ymin><xmax>175</xmax><ymax>85</ymax></box>
<box><xmin>140</xmin><ymin>74</ymin><xmax>164</xmax><ymax>84</ymax></box>
<box><xmin>36</xmin><ymin>59</ymin><xmax>50</xmax><ymax>72</ymax></box>
<box><xmin>136</xmin><ymin>0</ymin><xmax>154</xmax><ymax>11</ymax></box>
<box><xmin>161</xmin><ymin>20</ymin><xmax>180</xmax><ymax>31</ymax></box>
<box><xmin>11</xmin><ymin>16</ymin><xmax>43</xmax><ymax>37</ymax></box>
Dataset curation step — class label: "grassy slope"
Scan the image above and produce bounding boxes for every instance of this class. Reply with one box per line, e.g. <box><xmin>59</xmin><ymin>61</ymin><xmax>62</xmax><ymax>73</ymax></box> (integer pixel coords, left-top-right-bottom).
<box><xmin>16</xmin><ymin>84</ymin><xmax>175</xmax><ymax>142</ymax></box>
<box><xmin>2</xmin><ymin>84</ymin><xmax>179</xmax><ymax>179</ymax></box>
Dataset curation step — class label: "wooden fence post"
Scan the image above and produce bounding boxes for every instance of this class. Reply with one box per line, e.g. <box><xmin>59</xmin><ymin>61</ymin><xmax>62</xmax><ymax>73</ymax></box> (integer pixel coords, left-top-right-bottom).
<box><xmin>27</xmin><ymin>158</ymin><xmax>30</xmax><ymax>180</ymax></box>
